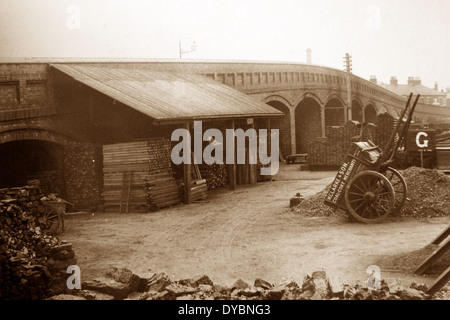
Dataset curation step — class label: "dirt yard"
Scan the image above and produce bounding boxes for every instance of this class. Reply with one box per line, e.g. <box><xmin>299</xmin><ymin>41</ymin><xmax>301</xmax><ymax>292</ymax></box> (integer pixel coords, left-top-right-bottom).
<box><xmin>62</xmin><ymin>164</ymin><xmax>450</xmax><ymax>288</ymax></box>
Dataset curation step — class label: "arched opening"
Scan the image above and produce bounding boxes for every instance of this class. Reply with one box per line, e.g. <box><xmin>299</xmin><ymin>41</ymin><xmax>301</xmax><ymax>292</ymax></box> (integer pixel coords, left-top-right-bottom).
<box><xmin>325</xmin><ymin>98</ymin><xmax>345</xmax><ymax>126</ymax></box>
<box><xmin>365</xmin><ymin>104</ymin><xmax>377</xmax><ymax>124</ymax></box>
<box><xmin>295</xmin><ymin>97</ymin><xmax>322</xmax><ymax>153</ymax></box>
<box><xmin>352</xmin><ymin>99</ymin><xmax>363</xmax><ymax>122</ymax></box>
<box><xmin>266</xmin><ymin>101</ymin><xmax>291</xmax><ymax>157</ymax></box>
<box><xmin>0</xmin><ymin>140</ymin><xmax>66</xmax><ymax>195</ymax></box>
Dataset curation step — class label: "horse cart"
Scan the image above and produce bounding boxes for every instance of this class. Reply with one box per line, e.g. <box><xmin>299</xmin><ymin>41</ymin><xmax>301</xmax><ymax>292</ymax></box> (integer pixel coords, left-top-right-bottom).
<box><xmin>324</xmin><ymin>93</ymin><xmax>420</xmax><ymax>223</ymax></box>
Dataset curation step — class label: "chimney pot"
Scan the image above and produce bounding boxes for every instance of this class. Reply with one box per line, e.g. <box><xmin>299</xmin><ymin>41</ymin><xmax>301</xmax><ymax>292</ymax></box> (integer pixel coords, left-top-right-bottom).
<box><xmin>390</xmin><ymin>76</ymin><xmax>398</xmax><ymax>85</ymax></box>
<box><xmin>306</xmin><ymin>48</ymin><xmax>312</xmax><ymax>65</ymax></box>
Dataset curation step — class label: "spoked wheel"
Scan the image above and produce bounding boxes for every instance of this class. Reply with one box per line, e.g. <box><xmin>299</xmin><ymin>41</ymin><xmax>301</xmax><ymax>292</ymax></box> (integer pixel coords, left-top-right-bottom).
<box><xmin>345</xmin><ymin>171</ymin><xmax>395</xmax><ymax>223</ymax></box>
<box><xmin>41</xmin><ymin>206</ymin><xmax>60</xmax><ymax>234</ymax></box>
<box><xmin>382</xmin><ymin>167</ymin><xmax>407</xmax><ymax>212</ymax></box>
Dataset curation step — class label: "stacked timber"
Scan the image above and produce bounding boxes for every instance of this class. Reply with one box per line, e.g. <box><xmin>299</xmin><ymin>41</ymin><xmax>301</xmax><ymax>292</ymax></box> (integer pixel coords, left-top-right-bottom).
<box><xmin>63</xmin><ymin>142</ymin><xmax>102</xmax><ymax>210</ymax></box>
<box><xmin>190</xmin><ymin>179</ymin><xmax>208</xmax><ymax>202</ymax></box>
<box><xmin>145</xmin><ymin>173</ymin><xmax>181</xmax><ymax>211</ymax></box>
<box><xmin>342</xmin><ymin>121</ymin><xmax>361</xmax><ymax>151</ymax></box>
<box><xmin>102</xmin><ymin>138</ymin><xmax>180</xmax><ymax>212</ymax></box>
<box><xmin>308</xmin><ymin>138</ymin><xmax>328</xmax><ymax>167</ymax></box>
<box><xmin>376</xmin><ymin>113</ymin><xmax>396</xmax><ymax>152</ymax></box>
<box><xmin>198</xmin><ymin>163</ymin><xmax>228</xmax><ymax>190</ymax></box>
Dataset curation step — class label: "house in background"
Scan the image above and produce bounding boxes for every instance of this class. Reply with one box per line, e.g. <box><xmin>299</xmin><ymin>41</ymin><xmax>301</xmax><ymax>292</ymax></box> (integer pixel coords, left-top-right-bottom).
<box><xmin>377</xmin><ymin>76</ymin><xmax>447</xmax><ymax>107</ymax></box>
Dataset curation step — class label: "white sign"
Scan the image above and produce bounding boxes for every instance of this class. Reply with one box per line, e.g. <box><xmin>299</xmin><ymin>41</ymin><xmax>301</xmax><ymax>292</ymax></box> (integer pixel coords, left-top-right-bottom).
<box><xmin>415</xmin><ymin>131</ymin><xmax>429</xmax><ymax>148</ymax></box>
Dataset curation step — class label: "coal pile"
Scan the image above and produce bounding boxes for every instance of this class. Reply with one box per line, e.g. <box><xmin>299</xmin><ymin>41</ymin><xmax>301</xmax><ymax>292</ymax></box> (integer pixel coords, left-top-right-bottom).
<box><xmin>46</xmin><ymin>267</ymin><xmax>449</xmax><ymax>300</ymax></box>
<box><xmin>398</xmin><ymin>167</ymin><xmax>450</xmax><ymax>218</ymax></box>
<box><xmin>0</xmin><ymin>186</ymin><xmax>76</xmax><ymax>299</ymax></box>
<box><xmin>291</xmin><ymin>185</ymin><xmax>335</xmax><ymax>217</ymax></box>
<box><xmin>292</xmin><ymin>167</ymin><xmax>450</xmax><ymax>219</ymax></box>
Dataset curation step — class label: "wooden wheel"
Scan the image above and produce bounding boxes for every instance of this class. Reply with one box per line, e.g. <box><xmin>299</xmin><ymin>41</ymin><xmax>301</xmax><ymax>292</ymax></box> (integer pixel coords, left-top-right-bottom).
<box><xmin>382</xmin><ymin>167</ymin><xmax>407</xmax><ymax>212</ymax></box>
<box><xmin>42</xmin><ymin>206</ymin><xmax>60</xmax><ymax>234</ymax></box>
<box><xmin>345</xmin><ymin>171</ymin><xmax>395</xmax><ymax>223</ymax></box>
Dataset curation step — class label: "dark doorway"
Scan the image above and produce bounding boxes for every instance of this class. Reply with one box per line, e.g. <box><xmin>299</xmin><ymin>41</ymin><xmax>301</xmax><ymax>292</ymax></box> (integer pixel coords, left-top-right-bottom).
<box><xmin>365</xmin><ymin>104</ymin><xmax>377</xmax><ymax>124</ymax></box>
<box><xmin>295</xmin><ymin>97</ymin><xmax>322</xmax><ymax>153</ymax></box>
<box><xmin>352</xmin><ymin>100</ymin><xmax>363</xmax><ymax>122</ymax></box>
<box><xmin>266</xmin><ymin>101</ymin><xmax>291</xmax><ymax>157</ymax></box>
<box><xmin>0</xmin><ymin>140</ymin><xmax>65</xmax><ymax>195</ymax></box>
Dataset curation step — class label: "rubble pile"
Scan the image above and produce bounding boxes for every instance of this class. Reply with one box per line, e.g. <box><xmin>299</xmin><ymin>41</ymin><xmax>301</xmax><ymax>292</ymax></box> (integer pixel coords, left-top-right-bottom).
<box><xmin>292</xmin><ymin>167</ymin><xmax>450</xmax><ymax>219</ymax></box>
<box><xmin>291</xmin><ymin>185</ymin><xmax>335</xmax><ymax>217</ymax></box>
<box><xmin>398</xmin><ymin>167</ymin><xmax>450</xmax><ymax>218</ymax></box>
<box><xmin>0</xmin><ymin>186</ymin><xmax>76</xmax><ymax>299</ymax></box>
<box><xmin>47</xmin><ymin>267</ymin><xmax>449</xmax><ymax>300</ymax></box>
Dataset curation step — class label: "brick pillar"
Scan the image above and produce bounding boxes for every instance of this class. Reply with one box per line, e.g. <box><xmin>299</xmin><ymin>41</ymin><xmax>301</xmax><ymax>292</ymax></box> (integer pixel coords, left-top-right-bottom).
<box><xmin>289</xmin><ymin>108</ymin><xmax>296</xmax><ymax>154</ymax></box>
<box><xmin>321</xmin><ymin>103</ymin><xmax>326</xmax><ymax>137</ymax></box>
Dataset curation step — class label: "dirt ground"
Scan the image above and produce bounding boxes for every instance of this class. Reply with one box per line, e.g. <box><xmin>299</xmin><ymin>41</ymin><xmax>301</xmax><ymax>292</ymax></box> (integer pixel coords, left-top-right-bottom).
<box><xmin>62</xmin><ymin>163</ymin><xmax>450</xmax><ymax>289</ymax></box>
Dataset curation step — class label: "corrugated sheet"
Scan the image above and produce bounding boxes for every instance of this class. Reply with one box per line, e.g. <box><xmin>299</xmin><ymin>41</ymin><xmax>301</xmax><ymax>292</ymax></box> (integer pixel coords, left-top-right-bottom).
<box><xmin>50</xmin><ymin>64</ymin><xmax>283</xmax><ymax>121</ymax></box>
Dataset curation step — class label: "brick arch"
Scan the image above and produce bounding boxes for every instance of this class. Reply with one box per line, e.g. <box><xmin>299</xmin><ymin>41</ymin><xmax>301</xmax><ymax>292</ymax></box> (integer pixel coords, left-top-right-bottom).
<box><xmin>364</xmin><ymin>103</ymin><xmax>378</xmax><ymax>124</ymax></box>
<box><xmin>293</xmin><ymin>92</ymin><xmax>323</xmax><ymax>111</ymax></box>
<box><xmin>263</xmin><ymin>95</ymin><xmax>293</xmax><ymax>108</ymax></box>
<box><xmin>325</xmin><ymin>93</ymin><xmax>346</xmax><ymax>107</ymax></box>
<box><xmin>351</xmin><ymin>97</ymin><xmax>364</xmax><ymax>122</ymax></box>
<box><xmin>0</xmin><ymin>127</ymin><xmax>73</xmax><ymax>146</ymax></box>
<box><xmin>325</xmin><ymin>96</ymin><xmax>346</xmax><ymax>126</ymax></box>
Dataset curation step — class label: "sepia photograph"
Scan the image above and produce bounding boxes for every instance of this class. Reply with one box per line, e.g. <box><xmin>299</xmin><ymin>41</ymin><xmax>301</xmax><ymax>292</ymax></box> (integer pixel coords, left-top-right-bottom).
<box><xmin>0</xmin><ymin>0</ymin><xmax>449</xmax><ymax>307</ymax></box>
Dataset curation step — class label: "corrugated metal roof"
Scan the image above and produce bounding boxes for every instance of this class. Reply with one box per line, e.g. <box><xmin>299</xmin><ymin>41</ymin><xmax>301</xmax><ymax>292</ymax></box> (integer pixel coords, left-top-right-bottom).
<box><xmin>50</xmin><ymin>64</ymin><xmax>283</xmax><ymax>121</ymax></box>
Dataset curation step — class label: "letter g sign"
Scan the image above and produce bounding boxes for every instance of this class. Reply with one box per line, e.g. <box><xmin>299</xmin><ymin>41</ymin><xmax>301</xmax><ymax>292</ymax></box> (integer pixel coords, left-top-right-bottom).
<box><xmin>415</xmin><ymin>132</ymin><xmax>429</xmax><ymax>148</ymax></box>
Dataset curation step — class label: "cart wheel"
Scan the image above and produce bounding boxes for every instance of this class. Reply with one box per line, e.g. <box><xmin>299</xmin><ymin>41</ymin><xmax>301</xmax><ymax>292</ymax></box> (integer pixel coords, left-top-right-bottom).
<box><xmin>382</xmin><ymin>167</ymin><xmax>407</xmax><ymax>212</ymax></box>
<box><xmin>42</xmin><ymin>206</ymin><xmax>60</xmax><ymax>235</ymax></box>
<box><xmin>345</xmin><ymin>171</ymin><xmax>395</xmax><ymax>223</ymax></box>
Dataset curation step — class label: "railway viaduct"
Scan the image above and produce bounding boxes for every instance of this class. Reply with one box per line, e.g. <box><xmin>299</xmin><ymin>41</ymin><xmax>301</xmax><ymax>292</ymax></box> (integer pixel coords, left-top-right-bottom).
<box><xmin>1</xmin><ymin>59</ymin><xmax>450</xmax><ymax>174</ymax></box>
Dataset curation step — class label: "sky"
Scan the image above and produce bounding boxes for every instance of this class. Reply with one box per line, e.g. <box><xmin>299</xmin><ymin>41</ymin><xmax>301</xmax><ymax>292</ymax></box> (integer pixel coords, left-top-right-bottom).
<box><xmin>0</xmin><ymin>0</ymin><xmax>449</xmax><ymax>90</ymax></box>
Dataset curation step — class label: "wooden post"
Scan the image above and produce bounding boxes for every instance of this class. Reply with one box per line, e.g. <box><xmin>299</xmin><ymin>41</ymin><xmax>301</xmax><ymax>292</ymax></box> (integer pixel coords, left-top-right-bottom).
<box><xmin>420</xmin><ymin>150</ymin><xmax>424</xmax><ymax>168</ymax></box>
<box><xmin>267</xmin><ymin>118</ymin><xmax>271</xmax><ymax>158</ymax></box>
<box><xmin>228</xmin><ymin>120</ymin><xmax>237</xmax><ymax>190</ymax></box>
<box><xmin>184</xmin><ymin>122</ymin><xmax>192</xmax><ymax>204</ymax></box>
<box><xmin>267</xmin><ymin>118</ymin><xmax>273</xmax><ymax>181</ymax></box>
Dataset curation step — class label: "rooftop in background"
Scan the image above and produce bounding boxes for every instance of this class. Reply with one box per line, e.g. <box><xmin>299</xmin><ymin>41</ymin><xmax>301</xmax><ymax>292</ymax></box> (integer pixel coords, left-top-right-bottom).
<box><xmin>379</xmin><ymin>83</ymin><xmax>445</xmax><ymax>97</ymax></box>
<box><xmin>379</xmin><ymin>76</ymin><xmax>445</xmax><ymax>97</ymax></box>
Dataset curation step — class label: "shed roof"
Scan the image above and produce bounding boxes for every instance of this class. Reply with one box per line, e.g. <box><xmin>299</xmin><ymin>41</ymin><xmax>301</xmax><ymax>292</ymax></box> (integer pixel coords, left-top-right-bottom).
<box><xmin>51</xmin><ymin>64</ymin><xmax>283</xmax><ymax>121</ymax></box>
